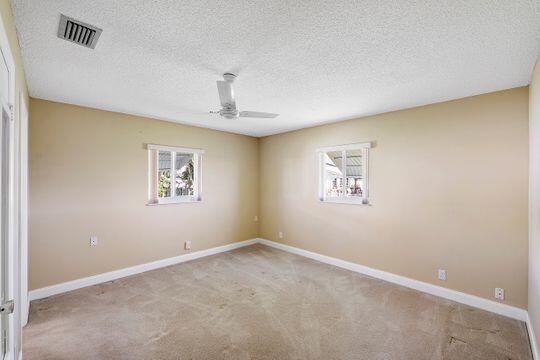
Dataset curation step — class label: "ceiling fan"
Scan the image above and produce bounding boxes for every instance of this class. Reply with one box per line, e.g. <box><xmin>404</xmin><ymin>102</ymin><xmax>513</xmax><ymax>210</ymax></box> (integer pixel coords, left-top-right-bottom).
<box><xmin>210</xmin><ymin>73</ymin><xmax>279</xmax><ymax>119</ymax></box>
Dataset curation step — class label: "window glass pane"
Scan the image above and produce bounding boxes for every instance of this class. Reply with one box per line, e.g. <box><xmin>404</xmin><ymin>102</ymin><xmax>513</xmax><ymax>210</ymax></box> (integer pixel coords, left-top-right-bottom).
<box><xmin>158</xmin><ymin>151</ymin><xmax>171</xmax><ymax>198</ymax></box>
<box><xmin>345</xmin><ymin>149</ymin><xmax>363</xmax><ymax>197</ymax></box>
<box><xmin>323</xmin><ymin>150</ymin><xmax>344</xmax><ymax>197</ymax></box>
<box><xmin>175</xmin><ymin>153</ymin><xmax>194</xmax><ymax>196</ymax></box>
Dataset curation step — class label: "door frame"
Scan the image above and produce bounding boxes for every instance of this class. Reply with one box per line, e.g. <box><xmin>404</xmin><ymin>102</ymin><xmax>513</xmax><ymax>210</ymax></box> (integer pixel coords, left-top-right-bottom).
<box><xmin>0</xmin><ymin>11</ymin><xmax>18</xmax><ymax>360</ymax></box>
<box><xmin>18</xmin><ymin>93</ymin><xmax>27</xmax><ymax>328</ymax></box>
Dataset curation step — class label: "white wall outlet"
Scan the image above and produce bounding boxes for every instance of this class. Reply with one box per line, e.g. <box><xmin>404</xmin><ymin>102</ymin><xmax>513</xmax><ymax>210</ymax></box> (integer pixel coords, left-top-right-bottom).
<box><xmin>254</xmin><ymin>215</ymin><xmax>258</xmax><ymax>222</ymax></box>
<box><xmin>278</xmin><ymin>231</ymin><xmax>283</xmax><ymax>239</ymax></box>
<box><xmin>90</xmin><ymin>236</ymin><xmax>98</xmax><ymax>247</ymax></box>
<box><xmin>438</xmin><ymin>269</ymin><xmax>446</xmax><ymax>281</ymax></box>
<box><xmin>495</xmin><ymin>287</ymin><xmax>505</xmax><ymax>300</ymax></box>
<box><xmin>184</xmin><ymin>241</ymin><xmax>192</xmax><ymax>250</ymax></box>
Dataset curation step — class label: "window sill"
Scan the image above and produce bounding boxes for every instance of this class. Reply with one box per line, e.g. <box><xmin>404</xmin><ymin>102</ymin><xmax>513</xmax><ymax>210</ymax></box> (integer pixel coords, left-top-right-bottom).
<box><xmin>319</xmin><ymin>198</ymin><xmax>371</xmax><ymax>206</ymax></box>
<box><xmin>147</xmin><ymin>197</ymin><xmax>202</xmax><ymax>206</ymax></box>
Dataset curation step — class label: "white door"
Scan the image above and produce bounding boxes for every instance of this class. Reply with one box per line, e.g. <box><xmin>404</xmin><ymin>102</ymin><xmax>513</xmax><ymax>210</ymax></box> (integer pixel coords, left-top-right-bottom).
<box><xmin>0</xmin><ymin>45</ymin><xmax>12</xmax><ymax>360</ymax></box>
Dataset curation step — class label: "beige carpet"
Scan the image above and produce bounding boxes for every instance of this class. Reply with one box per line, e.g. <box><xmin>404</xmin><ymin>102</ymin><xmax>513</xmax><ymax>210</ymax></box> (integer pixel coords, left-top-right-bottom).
<box><xmin>24</xmin><ymin>244</ymin><xmax>532</xmax><ymax>360</ymax></box>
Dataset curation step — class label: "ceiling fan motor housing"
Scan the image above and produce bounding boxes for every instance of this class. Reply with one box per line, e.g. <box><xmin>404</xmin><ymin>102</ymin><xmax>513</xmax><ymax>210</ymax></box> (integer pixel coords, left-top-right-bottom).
<box><xmin>223</xmin><ymin>73</ymin><xmax>236</xmax><ymax>82</ymax></box>
<box><xmin>219</xmin><ymin>108</ymin><xmax>239</xmax><ymax>119</ymax></box>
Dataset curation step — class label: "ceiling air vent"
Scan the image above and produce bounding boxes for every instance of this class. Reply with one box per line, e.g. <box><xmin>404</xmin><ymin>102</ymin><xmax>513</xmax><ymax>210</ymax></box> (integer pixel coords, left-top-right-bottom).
<box><xmin>57</xmin><ymin>14</ymin><xmax>102</xmax><ymax>49</ymax></box>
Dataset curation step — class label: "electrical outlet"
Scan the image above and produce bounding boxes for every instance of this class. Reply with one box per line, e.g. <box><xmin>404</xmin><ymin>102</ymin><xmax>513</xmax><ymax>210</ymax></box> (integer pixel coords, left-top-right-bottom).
<box><xmin>254</xmin><ymin>215</ymin><xmax>258</xmax><ymax>222</ymax></box>
<box><xmin>90</xmin><ymin>236</ymin><xmax>98</xmax><ymax>247</ymax></box>
<box><xmin>184</xmin><ymin>241</ymin><xmax>192</xmax><ymax>250</ymax></box>
<box><xmin>438</xmin><ymin>269</ymin><xmax>446</xmax><ymax>281</ymax></box>
<box><xmin>278</xmin><ymin>231</ymin><xmax>283</xmax><ymax>239</ymax></box>
<box><xmin>495</xmin><ymin>288</ymin><xmax>504</xmax><ymax>300</ymax></box>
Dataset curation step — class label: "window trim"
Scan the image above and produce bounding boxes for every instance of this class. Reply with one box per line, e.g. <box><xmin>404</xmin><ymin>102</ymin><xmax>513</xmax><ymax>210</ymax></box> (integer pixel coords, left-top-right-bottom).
<box><xmin>146</xmin><ymin>144</ymin><xmax>204</xmax><ymax>205</ymax></box>
<box><xmin>317</xmin><ymin>142</ymin><xmax>371</xmax><ymax>205</ymax></box>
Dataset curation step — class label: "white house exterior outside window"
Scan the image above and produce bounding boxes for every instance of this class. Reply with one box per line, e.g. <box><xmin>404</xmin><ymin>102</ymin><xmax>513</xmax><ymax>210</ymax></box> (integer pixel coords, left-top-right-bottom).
<box><xmin>317</xmin><ymin>142</ymin><xmax>371</xmax><ymax>205</ymax></box>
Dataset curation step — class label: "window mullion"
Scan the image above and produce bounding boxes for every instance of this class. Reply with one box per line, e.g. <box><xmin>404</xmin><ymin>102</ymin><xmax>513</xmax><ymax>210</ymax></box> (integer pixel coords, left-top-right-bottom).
<box><xmin>150</xmin><ymin>149</ymin><xmax>158</xmax><ymax>203</ymax></box>
<box><xmin>318</xmin><ymin>152</ymin><xmax>324</xmax><ymax>201</ymax></box>
<box><xmin>170</xmin><ymin>151</ymin><xmax>176</xmax><ymax>198</ymax></box>
<box><xmin>194</xmin><ymin>154</ymin><xmax>199</xmax><ymax>200</ymax></box>
<box><xmin>156</xmin><ymin>150</ymin><xmax>160</xmax><ymax>201</ymax></box>
<box><xmin>341</xmin><ymin>150</ymin><xmax>346</xmax><ymax>198</ymax></box>
<box><xmin>362</xmin><ymin>147</ymin><xmax>369</xmax><ymax>204</ymax></box>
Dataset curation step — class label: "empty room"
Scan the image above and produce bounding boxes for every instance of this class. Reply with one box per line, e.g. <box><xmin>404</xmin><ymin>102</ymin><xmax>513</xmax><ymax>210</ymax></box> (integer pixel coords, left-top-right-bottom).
<box><xmin>0</xmin><ymin>0</ymin><xmax>538</xmax><ymax>359</ymax></box>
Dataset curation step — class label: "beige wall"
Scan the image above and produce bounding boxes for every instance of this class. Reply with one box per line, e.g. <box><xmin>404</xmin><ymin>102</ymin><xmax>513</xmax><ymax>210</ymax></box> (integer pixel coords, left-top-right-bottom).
<box><xmin>529</xmin><ymin>56</ymin><xmax>540</xmax><ymax>350</ymax></box>
<box><xmin>259</xmin><ymin>88</ymin><xmax>529</xmax><ymax>309</ymax></box>
<box><xmin>27</xmin><ymin>74</ymin><xmax>531</xmax><ymax>311</ymax></box>
<box><xmin>29</xmin><ymin>99</ymin><xmax>259</xmax><ymax>290</ymax></box>
<box><xmin>1</xmin><ymin>0</ymin><xmax>29</xmax><ymax>357</ymax></box>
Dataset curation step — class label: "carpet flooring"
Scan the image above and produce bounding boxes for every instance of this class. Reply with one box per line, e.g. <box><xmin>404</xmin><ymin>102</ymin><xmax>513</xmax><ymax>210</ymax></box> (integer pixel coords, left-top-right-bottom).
<box><xmin>24</xmin><ymin>244</ymin><xmax>533</xmax><ymax>359</ymax></box>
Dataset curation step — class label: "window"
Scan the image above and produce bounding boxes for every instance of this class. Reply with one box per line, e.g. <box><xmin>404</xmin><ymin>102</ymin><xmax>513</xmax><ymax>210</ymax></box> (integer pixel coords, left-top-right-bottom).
<box><xmin>147</xmin><ymin>144</ymin><xmax>203</xmax><ymax>204</ymax></box>
<box><xmin>318</xmin><ymin>142</ymin><xmax>371</xmax><ymax>205</ymax></box>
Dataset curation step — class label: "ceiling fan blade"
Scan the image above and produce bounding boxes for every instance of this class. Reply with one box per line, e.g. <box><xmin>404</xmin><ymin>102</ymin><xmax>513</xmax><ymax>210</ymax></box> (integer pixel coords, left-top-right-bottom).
<box><xmin>216</xmin><ymin>81</ymin><xmax>236</xmax><ymax>109</ymax></box>
<box><xmin>239</xmin><ymin>111</ymin><xmax>279</xmax><ymax>118</ymax></box>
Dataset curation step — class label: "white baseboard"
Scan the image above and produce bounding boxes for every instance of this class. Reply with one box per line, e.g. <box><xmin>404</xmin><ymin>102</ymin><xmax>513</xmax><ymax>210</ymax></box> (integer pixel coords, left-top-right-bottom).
<box><xmin>257</xmin><ymin>238</ymin><xmax>528</xmax><ymax>322</ymax></box>
<box><xmin>28</xmin><ymin>237</ymin><xmax>530</xmax><ymax>324</ymax></box>
<box><xmin>528</xmin><ymin>313</ymin><xmax>539</xmax><ymax>360</ymax></box>
<box><xmin>28</xmin><ymin>238</ymin><xmax>258</xmax><ymax>301</ymax></box>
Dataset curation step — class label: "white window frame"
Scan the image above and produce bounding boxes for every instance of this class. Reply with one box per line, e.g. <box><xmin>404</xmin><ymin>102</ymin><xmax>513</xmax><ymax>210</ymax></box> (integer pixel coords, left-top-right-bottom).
<box><xmin>317</xmin><ymin>142</ymin><xmax>371</xmax><ymax>205</ymax></box>
<box><xmin>147</xmin><ymin>144</ymin><xmax>204</xmax><ymax>205</ymax></box>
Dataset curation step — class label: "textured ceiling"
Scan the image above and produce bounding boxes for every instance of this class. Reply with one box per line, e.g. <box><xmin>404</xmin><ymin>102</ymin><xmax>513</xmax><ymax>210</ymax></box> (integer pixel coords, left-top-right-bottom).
<box><xmin>11</xmin><ymin>0</ymin><xmax>540</xmax><ymax>137</ymax></box>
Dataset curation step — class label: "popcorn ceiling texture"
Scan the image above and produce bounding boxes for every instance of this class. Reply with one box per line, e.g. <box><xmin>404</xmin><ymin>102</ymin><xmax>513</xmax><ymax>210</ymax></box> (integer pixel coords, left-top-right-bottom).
<box><xmin>11</xmin><ymin>0</ymin><xmax>540</xmax><ymax>136</ymax></box>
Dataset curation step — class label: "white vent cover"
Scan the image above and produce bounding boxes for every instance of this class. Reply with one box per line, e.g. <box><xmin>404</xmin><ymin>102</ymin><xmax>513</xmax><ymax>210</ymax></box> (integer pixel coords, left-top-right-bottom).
<box><xmin>57</xmin><ymin>14</ymin><xmax>102</xmax><ymax>49</ymax></box>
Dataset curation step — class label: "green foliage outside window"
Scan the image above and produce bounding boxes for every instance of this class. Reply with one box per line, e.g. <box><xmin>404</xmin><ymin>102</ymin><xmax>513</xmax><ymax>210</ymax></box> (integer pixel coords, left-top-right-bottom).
<box><xmin>158</xmin><ymin>170</ymin><xmax>171</xmax><ymax>198</ymax></box>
